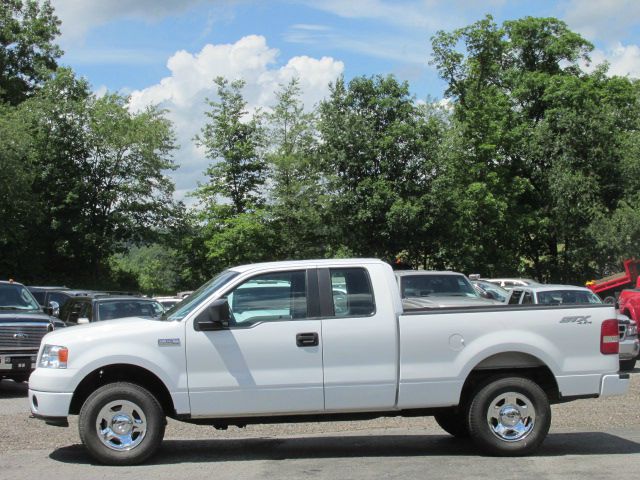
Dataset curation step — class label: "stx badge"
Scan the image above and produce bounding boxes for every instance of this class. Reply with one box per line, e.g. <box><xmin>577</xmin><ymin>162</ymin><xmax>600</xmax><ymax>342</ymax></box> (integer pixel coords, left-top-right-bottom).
<box><xmin>560</xmin><ymin>316</ymin><xmax>592</xmax><ymax>325</ymax></box>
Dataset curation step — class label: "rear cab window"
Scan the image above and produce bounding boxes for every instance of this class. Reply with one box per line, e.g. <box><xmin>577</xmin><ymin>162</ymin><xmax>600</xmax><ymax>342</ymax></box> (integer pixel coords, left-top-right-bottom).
<box><xmin>328</xmin><ymin>268</ymin><xmax>375</xmax><ymax>317</ymax></box>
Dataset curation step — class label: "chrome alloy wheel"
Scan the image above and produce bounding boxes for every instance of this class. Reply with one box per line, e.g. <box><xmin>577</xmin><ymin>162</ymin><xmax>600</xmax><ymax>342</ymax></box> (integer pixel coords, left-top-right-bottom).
<box><xmin>96</xmin><ymin>400</ymin><xmax>147</xmax><ymax>451</ymax></box>
<box><xmin>486</xmin><ymin>392</ymin><xmax>536</xmax><ymax>442</ymax></box>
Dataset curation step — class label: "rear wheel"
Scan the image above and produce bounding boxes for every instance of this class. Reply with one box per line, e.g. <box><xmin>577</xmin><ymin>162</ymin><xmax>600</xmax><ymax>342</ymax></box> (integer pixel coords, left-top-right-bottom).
<box><xmin>620</xmin><ymin>359</ymin><xmax>637</xmax><ymax>371</ymax></box>
<box><xmin>434</xmin><ymin>409</ymin><xmax>469</xmax><ymax>438</ymax></box>
<box><xmin>79</xmin><ymin>382</ymin><xmax>165</xmax><ymax>465</ymax></box>
<box><xmin>467</xmin><ymin>377</ymin><xmax>550</xmax><ymax>456</ymax></box>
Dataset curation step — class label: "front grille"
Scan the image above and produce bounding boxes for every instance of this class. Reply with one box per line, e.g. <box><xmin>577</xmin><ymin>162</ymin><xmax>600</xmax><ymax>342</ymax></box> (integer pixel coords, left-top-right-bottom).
<box><xmin>0</xmin><ymin>324</ymin><xmax>49</xmax><ymax>349</ymax></box>
<box><xmin>619</xmin><ymin>323</ymin><xmax>627</xmax><ymax>340</ymax></box>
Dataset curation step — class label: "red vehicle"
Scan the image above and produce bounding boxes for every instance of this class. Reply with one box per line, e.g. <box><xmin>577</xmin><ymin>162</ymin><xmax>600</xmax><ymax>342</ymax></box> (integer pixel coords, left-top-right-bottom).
<box><xmin>586</xmin><ymin>258</ymin><xmax>640</xmax><ymax>304</ymax></box>
<box><xmin>617</xmin><ymin>278</ymin><xmax>640</xmax><ymax>322</ymax></box>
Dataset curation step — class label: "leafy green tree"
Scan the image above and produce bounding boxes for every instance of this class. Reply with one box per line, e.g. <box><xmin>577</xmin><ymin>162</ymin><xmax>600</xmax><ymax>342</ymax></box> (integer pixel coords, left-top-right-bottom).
<box><xmin>430</xmin><ymin>15</ymin><xmax>640</xmax><ymax>281</ymax></box>
<box><xmin>0</xmin><ymin>0</ymin><xmax>62</xmax><ymax>105</ymax></box>
<box><xmin>265</xmin><ymin>79</ymin><xmax>328</xmax><ymax>259</ymax></box>
<box><xmin>0</xmin><ymin>103</ymin><xmax>42</xmax><ymax>279</ymax></box>
<box><xmin>195</xmin><ymin>77</ymin><xmax>266</xmax><ymax>216</ymax></box>
<box><xmin>109</xmin><ymin>244</ymin><xmax>181</xmax><ymax>295</ymax></box>
<box><xmin>318</xmin><ymin>75</ymin><xmax>445</xmax><ymax>265</ymax></box>
<box><xmin>20</xmin><ymin>68</ymin><xmax>178</xmax><ymax>283</ymax></box>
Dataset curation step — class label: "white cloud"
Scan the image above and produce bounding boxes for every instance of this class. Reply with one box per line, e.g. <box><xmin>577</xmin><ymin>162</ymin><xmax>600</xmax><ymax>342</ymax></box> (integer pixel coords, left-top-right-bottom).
<box><xmin>128</xmin><ymin>35</ymin><xmax>344</xmax><ymax>201</ymax></box>
<box><xmin>51</xmin><ymin>0</ymin><xmax>232</xmax><ymax>41</ymax></box>
<box><xmin>583</xmin><ymin>43</ymin><xmax>640</xmax><ymax>78</ymax></box>
<box><xmin>561</xmin><ymin>0</ymin><xmax>640</xmax><ymax>44</ymax></box>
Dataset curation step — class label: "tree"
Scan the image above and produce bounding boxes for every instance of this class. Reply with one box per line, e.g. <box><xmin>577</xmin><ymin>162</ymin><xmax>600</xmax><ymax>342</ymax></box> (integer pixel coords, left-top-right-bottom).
<box><xmin>20</xmin><ymin>68</ymin><xmax>178</xmax><ymax>283</ymax></box>
<box><xmin>318</xmin><ymin>75</ymin><xmax>445</xmax><ymax>265</ymax></box>
<box><xmin>0</xmin><ymin>103</ymin><xmax>42</xmax><ymax>278</ymax></box>
<box><xmin>264</xmin><ymin>79</ymin><xmax>328</xmax><ymax>259</ymax></box>
<box><xmin>195</xmin><ymin>77</ymin><xmax>266</xmax><ymax>216</ymax></box>
<box><xmin>0</xmin><ymin>0</ymin><xmax>62</xmax><ymax>105</ymax></box>
<box><xmin>430</xmin><ymin>15</ymin><xmax>639</xmax><ymax>281</ymax></box>
<box><xmin>109</xmin><ymin>244</ymin><xmax>181</xmax><ymax>295</ymax></box>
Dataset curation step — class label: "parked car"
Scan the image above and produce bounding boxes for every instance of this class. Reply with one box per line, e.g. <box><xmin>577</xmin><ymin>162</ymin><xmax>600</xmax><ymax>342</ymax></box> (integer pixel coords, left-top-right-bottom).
<box><xmin>507</xmin><ymin>284</ymin><xmax>640</xmax><ymax>371</ymax></box>
<box><xmin>58</xmin><ymin>296</ymin><xmax>164</xmax><ymax>325</ymax></box>
<box><xmin>27</xmin><ymin>286</ymin><xmax>103</xmax><ymax>317</ymax></box>
<box><xmin>484</xmin><ymin>278</ymin><xmax>540</xmax><ymax>290</ymax></box>
<box><xmin>471</xmin><ymin>279</ymin><xmax>510</xmax><ymax>303</ymax></box>
<box><xmin>395</xmin><ymin>270</ymin><xmax>503</xmax><ymax>309</ymax></box>
<box><xmin>0</xmin><ymin>280</ymin><xmax>63</xmax><ymax>383</ymax></box>
<box><xmin>29</xmin><ymin>258</ymin><xmax>628</xmax><ymax>464</ymax></box>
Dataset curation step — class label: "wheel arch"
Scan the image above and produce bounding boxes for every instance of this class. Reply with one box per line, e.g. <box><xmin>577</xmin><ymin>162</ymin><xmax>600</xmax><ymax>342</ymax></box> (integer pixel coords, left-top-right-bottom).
<box><xmin>459</xmin><ymin>351</ymin><xmax>560</xmax><ymax>406</ymax></box>
<box><xmin>69</xmin><ymin>364</ymin><xmax>176</xmax><ymax>417</ymax></box>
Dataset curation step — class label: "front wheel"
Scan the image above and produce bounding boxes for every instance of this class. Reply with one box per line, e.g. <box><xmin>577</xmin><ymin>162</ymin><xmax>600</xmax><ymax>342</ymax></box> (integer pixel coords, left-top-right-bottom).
<box><xmin>78</xmin><ymin>382</ymin><xmax>166</xmax><ymax>465</ymax></box>
<box><xmin>467</xmin><ymin>377</ymin><xmax>551</xmax><ymax>456</ymax></box>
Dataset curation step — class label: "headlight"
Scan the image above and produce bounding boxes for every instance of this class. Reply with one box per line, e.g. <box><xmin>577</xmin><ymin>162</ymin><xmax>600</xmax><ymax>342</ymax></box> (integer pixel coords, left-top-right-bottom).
<box><xmin>628</xmin><ymin>323</ymin><xmax>638</xmax><ymax>336</ymax></box>
<box><xmin>38</xmin><ymin>345</ymin><xmax>68</xmax><ymax>369</ymax></box>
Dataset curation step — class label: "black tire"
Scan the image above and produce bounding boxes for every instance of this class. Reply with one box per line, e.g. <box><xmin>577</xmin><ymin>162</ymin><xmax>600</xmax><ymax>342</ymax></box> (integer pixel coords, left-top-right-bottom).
<box><xmin>9</xmin><ymin>375</ymin><xmax>29</xmax><ymax>383</ymax></box>
<box><xmin>434</xmin><ymin>409</ymin><xmax>469</xmax><ymax>438</ymax></box>
<box><xmin>620</xmin><ymin>359</ymin><xmax>637</xmax><ymax>371</ymax></box>
<box><xmin>467</xmin><ymin>376</ymin><xmax>551</xmax><ymax>456</ymax></box>
<box><xmin>79</xmin><ymin>382</ymin><xmax>165</xmax><ymax>465</ymax></box>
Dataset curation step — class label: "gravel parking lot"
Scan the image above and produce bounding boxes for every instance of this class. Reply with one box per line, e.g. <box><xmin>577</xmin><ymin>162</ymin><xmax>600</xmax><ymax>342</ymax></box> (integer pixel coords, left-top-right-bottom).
<box><xmin>1</xmin><ymin>370</ymin><xmax>639</xmax><ymax>479</ymax></box>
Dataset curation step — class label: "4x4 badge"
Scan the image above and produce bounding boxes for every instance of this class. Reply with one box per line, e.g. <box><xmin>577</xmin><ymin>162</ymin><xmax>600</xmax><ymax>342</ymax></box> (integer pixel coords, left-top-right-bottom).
<box><xmin>158</xmin><ymin>338</ymin><xmax>180</xmax><ymax>346</ymax></box>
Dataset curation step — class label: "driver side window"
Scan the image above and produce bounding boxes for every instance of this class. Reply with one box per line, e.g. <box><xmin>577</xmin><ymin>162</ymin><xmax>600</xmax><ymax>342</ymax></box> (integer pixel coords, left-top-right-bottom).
<box><xmin>225</xmin><ymin>270</ymin><xmax>307</xmax><ymax>326</ymax></box>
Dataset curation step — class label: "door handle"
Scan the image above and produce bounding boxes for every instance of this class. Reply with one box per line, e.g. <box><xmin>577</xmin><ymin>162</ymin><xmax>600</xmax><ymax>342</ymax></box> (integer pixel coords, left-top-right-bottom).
<box><xmin>296</xmin><ymin>332</ymin><xmax>319</xmax><ymax>347</ymax></box>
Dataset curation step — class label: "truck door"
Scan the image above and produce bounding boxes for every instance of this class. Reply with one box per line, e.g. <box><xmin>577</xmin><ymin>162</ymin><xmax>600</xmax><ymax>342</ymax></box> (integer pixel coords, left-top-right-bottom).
<box><xmin>185</xmin><ymin>269</ymin><xmax>324</xmax><ymax>417</ymax></box>
<box><xmin>318</xmin><ymin>265</ymin><xmax>398</xmax><ymax>411</ymax></box>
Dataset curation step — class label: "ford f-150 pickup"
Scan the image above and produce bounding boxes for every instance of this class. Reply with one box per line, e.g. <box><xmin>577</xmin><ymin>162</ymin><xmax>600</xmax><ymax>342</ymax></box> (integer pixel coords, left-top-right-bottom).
<box><xmin>28</xmin><ymin>259</ymin><xmax>629</xmax><ymax>465</ymax></box>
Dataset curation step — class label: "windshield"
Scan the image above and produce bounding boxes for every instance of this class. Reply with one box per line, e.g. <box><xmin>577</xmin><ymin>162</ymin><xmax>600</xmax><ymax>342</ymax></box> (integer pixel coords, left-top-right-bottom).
<box><xmin>537</xmin><ymin>290</ymin><xmax>602</xmax><ymax>305</ymax></box>
<box><xmin>476</xmin><ymin>281</ymin><xmax>509</xmax><ymax>302</ymax></box>
<box><xmin>401</xmin><ymin>274</ymin><xmax>478</xmax><ymax>298</ymax></box>
<box><xmin>164</xmin><ymin>270</ymin><xmax>240</xmax><ymax>321</ymax></box>
<box><xmin>98</xmin><ymin>300</ymin><xmax>164</xmax><ymax>321</ymax></box>
<box><xmin>0</xmin><ymin>284</ymin><xmax>41</xmax><ymax>311</ymax></box>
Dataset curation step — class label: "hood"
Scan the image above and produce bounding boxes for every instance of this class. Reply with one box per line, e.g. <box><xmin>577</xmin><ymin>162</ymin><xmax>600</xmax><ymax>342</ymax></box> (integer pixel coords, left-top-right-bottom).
<box><xmin>403</xmin><ymin>295</ymin><xmax>501</xmax><ymax>309</ymax></box>
<box><xmin>0</xmin><ymin>310</ymin><xmax>56</xmax><ymax>324</ymax></box>
<box><xmin>41</xmin><ymin>316</ymin><xmax>174</xmax><ymax>346</ymax></box>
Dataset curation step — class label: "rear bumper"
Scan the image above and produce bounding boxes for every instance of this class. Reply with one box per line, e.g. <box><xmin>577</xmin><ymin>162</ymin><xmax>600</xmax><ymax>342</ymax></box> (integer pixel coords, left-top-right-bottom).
<box><xmin>619</xmin><ymin>338</ymin><xmax>640</xmax><ymax>360</ymax></box>
<box><xmin>600</xmin><ymin>373</ymin><xmax>630</xmax><ymax>397</ymax></box>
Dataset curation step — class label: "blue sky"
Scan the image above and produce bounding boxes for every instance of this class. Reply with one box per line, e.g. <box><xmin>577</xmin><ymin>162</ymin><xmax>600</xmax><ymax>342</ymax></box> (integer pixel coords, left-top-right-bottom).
<box><xmin>49</xmin><ymin>0</ymin><xmax>640</xmax><ymax>199</ymax></box>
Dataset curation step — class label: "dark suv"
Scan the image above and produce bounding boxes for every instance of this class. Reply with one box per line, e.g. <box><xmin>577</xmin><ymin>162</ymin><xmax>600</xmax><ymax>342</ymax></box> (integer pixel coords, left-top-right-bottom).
<box><xmin>27</xmin><ymin>286</ymin><xmax>102</xmax><ymax>314</ymax></box>
<box><xmin>1</xmin><ymin>281</ymin><xmax>62</xmax><ymax>383</ymax></box>
<box><xmin>59</xmin><ymin>296</ymin><xmax>164</xmax><ymax>325</ymax></box>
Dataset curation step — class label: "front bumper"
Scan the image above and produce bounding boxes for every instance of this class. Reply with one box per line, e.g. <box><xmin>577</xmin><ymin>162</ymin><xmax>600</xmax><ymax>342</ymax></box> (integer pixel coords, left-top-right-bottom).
<box><xmin>0</xmin><ymin>352</ymin><xmax>38</xmax><ymax>373</ymax></box>
<box><xmin>29</xmin><ymin>389</ymin><xmax>73</xmax><ymax>419</ymax></box>
<box><xmin>600</xmin><ymin>373</ymin><xmax>630</xmax><ymax>397</ymax></box>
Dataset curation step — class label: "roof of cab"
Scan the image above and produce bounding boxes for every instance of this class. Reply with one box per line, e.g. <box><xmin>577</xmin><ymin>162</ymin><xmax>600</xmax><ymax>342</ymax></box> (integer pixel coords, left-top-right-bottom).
<box><xmin>228</xmin><ymin>258</ymin><xmax>385</xmax><ymax>274</ymax></box>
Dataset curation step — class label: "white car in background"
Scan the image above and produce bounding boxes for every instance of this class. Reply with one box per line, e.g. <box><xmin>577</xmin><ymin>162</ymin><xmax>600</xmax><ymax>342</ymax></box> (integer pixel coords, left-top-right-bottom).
<box><xmin>485</xmin><ymin>278</ymin><xmax>540</xmax><ymax>291</ymax></box>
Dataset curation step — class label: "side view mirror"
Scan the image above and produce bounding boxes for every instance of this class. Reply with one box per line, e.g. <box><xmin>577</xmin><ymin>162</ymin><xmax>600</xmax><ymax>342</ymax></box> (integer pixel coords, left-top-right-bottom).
<box><xmin>46</xmin><ymin>301</ymin><xmax>60</xmax><ymax>318</ymax></box>
<box><xmin>77</xmin><ymin>317</ymin><xmax>90</xmax><ymax>325</ymax></box>
<box><xmin>194</xmin><ymin>299</ymin><xmax>230</xmax><ymax>331</ymax></box>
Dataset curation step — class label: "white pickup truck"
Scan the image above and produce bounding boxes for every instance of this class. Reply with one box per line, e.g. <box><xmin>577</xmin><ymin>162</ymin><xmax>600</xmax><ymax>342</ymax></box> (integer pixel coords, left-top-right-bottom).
<box><xmin>28</xmin><ymin>259</ymin><xmax>629</xmax><ymax>465</ymax></box>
